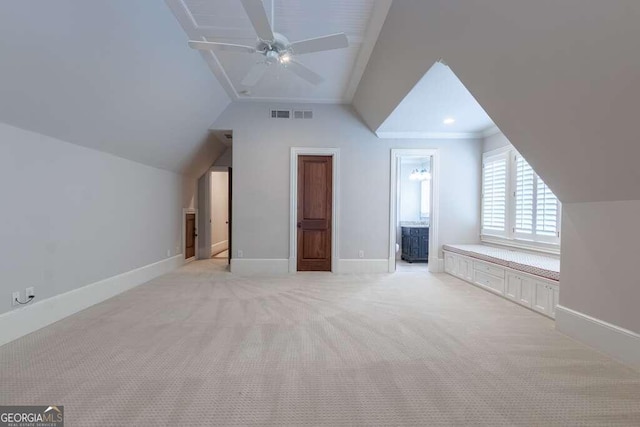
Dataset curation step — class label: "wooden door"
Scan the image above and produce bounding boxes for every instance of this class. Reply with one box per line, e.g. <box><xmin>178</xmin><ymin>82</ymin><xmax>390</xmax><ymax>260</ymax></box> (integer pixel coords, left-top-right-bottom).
<box><xmin>297</xmin><ymin>156</ymin><xmax>332</xmax><ymax>271</ymax></box>
<box><xmin>185</xmin><ymin>213</ymin><xmax>196</xmax><ymax>259</ymax></box>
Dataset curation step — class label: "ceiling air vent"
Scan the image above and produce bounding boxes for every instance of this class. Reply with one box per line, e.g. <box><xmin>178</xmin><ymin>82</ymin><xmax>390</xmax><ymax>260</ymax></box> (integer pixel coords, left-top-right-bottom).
<box><xmin>270</xmin><ymin>109</ymin><xmax>290</xmax><ymax>119</ymax></box>
<box><xmin>293</xmin><ymin>110</ymin><xmax>313</xmax><ymax>119</ymax></box>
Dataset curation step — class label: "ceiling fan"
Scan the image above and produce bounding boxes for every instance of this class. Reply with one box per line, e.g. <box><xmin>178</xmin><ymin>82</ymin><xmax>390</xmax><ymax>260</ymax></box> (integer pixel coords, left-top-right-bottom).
<box><xmin>188</xmin><ymin>0</ymin><xmax>349</xmax><ymax>87</ymax></box>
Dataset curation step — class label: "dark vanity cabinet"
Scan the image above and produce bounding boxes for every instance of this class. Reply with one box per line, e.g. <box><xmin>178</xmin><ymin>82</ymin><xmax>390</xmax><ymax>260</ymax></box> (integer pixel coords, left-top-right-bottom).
<box><xmin>401</xmin><ymin>227</ymin><xmax>429</xmax><ymax>263</ymax></box>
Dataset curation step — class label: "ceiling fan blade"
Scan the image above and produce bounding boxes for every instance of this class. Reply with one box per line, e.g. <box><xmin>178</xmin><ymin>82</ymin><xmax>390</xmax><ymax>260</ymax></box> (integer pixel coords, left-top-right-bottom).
<box><xmin>188</xmin><ymin>41</ymin><xmax>256</xmax><ymax>54</ymax></box>
<box><xmin>290</xmin><ymin>33</ymin><xmax>349</xmax><ymax>55</ymax></box>
<box><xmin>241</xmin><ymin>62</ymin><xmax>268</xmax><ymax>87</ymax></box>
<box><xmin>286</xmin><ymin>60</ymin><xmax>324</xmax><ymax>85</ymax></box>
<box><xmin>239</xmin><ymin>0</ymin><xmax>275</xmax><ymax>42</ymax></box>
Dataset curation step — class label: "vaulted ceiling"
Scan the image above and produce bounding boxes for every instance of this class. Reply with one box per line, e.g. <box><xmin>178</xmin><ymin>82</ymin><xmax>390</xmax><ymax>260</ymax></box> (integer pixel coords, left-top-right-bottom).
<box><xmin>166</xmin><ymin>0</ymin><xmax>391</xmax><ymax>103</ymax></box>
<box><xmin>354</xmin><ymin>0</ymin><xmax>640</xmax><ymax>203</ymax></box>
<box><xmin>377</xmin><ymin>62</ymin><xmax>495</xmax><ymax>138</ymax></box>
<box><xmin>3</xmin><ymin>0</ymin><xmax>639</xmax><ymax>201</ymax></box>
<box><xmin>0</xmin><ymin>0</ymin><xmax>230</xmax><ymax>173</ymax></box>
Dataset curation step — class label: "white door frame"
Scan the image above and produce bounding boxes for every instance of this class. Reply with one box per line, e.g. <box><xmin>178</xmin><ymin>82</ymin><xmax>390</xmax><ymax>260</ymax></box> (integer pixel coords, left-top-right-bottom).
<box><xmin>389</xmin><ymin>149</ymin><xmax>441</xmax><ymax>273</ymax></box>
<box><xmin>289</xmin><ymin>147</ymin><xmax>340</xmax><ymax>273</ymax></box>
<box><xmin>197</xmin><ymin>171</ymin><xmax>211</xmax><ymax>259</ymax></box>
<box><xmin>207</xmin><ymin>166</ymin><xmax>231</xmax><ymax>258</ymax></box>
<box><xmin>182</xmin><ymin>208</ymin><xmax>198</xmax><ymax>263</ymax></box>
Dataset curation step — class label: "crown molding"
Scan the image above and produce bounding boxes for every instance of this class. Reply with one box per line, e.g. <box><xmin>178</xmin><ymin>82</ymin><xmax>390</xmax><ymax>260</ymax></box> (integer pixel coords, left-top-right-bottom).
<box><xmin>482</xmin><ymin>125</ymin><xmax>501</xmax><ymax>138</ymax></box>
<box><xmin>235</xmin><ymin>96</ymin><xmax>347</xmax><ymax>104</ymax></box>
<box><xmin>376</xmin><ymin>131</ymin><xmax>484</xmax><ymax>140</ymax></box>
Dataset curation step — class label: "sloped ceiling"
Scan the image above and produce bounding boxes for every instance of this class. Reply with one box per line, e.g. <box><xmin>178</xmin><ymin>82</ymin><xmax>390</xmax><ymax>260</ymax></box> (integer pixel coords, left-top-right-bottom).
<box><xmin>377</xmin><ymin>62</ymin><xmax>495</xmax><ymax>138</ymax></box>
<box><xmin>354</xmin><ymin>0</ymin><xmax>640</xmax><ymax>203</ymax></box>
<box><xmin>0</xmin><ymin>0</ymin><xmax>230</xmax><ymax>173</ymax></box>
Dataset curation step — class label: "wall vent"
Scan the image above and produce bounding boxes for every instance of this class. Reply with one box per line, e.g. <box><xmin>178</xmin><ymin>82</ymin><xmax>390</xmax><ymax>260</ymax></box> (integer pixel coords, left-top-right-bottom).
<box><xmin>270</xmin><ymin>109</ymin><xmax>290</xmax><ymax>119</ymax></box>
<box><xmin>293</xmin><ymin>110</ymin><xmax>313</xmax><ymax>119</ymax></box>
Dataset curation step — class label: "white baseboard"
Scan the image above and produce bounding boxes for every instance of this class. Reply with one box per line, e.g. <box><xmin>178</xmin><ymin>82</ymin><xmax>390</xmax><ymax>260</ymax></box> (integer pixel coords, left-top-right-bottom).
<box><xmin>237</xmin><ymin>258</ymin><xmax>388</xmax><ymax>274</ymax></box>
<box><xmin>231</xmin><ymin>259</ymin><xmax>289</xmax><ymax>275</ymax></box>
<box><xmin>555</xmin><ymin>305</ymin><xmax>640</xmax><ymax>371</ymax></box>
<box><xmin>338</xmin><ymin>259</ymin><xmax>388</xmax><ymax>274</ymax></box>
<box><xmin>211</xmin><ymin>239</ymin><xmax>228</xmax><ymax>256</ymax></box>
<box><xmin>0</xmin><ymin>255</ymin><xmax>184</xmax><ymax>347</ymax></box>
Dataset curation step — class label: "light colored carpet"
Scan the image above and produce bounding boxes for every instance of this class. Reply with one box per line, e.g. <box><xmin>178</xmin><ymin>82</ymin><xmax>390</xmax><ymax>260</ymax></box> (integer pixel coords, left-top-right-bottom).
<box><xmin>1</xmin><ymin>259</ymin><xmax>639</xmax><ymax>426</ymax></box>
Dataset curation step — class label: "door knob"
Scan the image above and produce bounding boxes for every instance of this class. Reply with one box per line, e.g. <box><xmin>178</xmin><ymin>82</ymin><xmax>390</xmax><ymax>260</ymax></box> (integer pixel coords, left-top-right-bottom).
<box><xmin>297</xmin><ymin>222</ymin><xmax>302</xmax><ymax>228</ymax></box>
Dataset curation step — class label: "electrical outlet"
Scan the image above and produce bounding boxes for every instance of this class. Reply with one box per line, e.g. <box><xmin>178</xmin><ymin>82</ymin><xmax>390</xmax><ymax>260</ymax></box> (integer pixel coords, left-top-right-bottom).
<box><xmin>25</xmin><ymin>287</ymin><xmax>34</xmax><ymax>299</ymax></box>
<box><xmin>358</xmin><ymin>250</ymin><xmax>364</xmax><ymax>259</ymax></box>
<box><xmin>237</xmin><ymin>249</ymin><xmax>244</xmax><ymax>258</ymax></box>
<box><xmin>12</xmin><ymin>292</ymin><xmax>20</xmax><ymax>306</ymax></box>
<box><xmin>167</xmin><ymin>249</ymin><xmax>171</xmax><ymax>257</ymax></box>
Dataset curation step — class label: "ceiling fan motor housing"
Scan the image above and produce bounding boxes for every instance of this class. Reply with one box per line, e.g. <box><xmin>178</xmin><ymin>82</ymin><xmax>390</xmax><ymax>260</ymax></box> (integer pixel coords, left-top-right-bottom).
<box><xmin>258</xmin><ymin>32</ymin><xmax>290</xmax><ymax>63</ymax></box>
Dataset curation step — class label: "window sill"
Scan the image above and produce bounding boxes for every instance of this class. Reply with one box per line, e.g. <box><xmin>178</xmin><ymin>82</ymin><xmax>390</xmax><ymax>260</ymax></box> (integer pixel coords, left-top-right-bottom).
<box><xmin>480</xmin><ymin>235</ymin><xmax>560</xmax><ymax>256</ymax></box>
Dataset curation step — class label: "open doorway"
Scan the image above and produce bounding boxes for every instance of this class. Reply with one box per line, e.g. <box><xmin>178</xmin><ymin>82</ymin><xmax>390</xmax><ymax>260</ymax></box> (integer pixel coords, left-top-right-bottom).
<box><xmin>195</xmin><ymin>130</ymin><xmax>232</xmax><ymax>266</ymax></box>
<box><xmin>183</xmin><ymin>208</ymin><xmax>198</xmax><ymax>263</ymax></box>
<box><xmin>196</xmin><ymin>166</ymin><xmax>232</xmax><ymax>265</ymax></box>
<box><xmin>210</xmin><ymin>168</ymin><xmax>231</xmax><ymax>263</ymax></box>
<box><xmin>389</xmin><ymin>149</ymin><xmax>440</xmax><ymax>273</ymax></box>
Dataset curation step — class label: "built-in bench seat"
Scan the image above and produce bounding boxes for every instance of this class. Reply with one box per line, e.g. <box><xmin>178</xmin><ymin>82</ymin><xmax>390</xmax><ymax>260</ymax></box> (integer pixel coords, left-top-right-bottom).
<box><xmin>442</xmin><ymin>244</ymin><xmax>560</xmax><ymax>318</ymax></box>
<box><xmin>442</xmin><ymin>244</ymin><xmax>559</xmax><ymax>281</ymax></box>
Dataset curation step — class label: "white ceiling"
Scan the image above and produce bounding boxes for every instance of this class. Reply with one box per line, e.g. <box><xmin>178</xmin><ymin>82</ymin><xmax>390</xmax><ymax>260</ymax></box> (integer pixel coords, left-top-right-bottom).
<box><xmin>377</xmin><ymin>62</ymin><xmax>495</xmax><ymax>138</ymax></box>
<box><xmin>167</xmin><ymin>0</ymin><xmax>391</xmax><ymax>103</ymax></box>
<box><xmin>0</xmin><ymin>0</ymin><xmax>230</xmax><ymax>173</ymax></box>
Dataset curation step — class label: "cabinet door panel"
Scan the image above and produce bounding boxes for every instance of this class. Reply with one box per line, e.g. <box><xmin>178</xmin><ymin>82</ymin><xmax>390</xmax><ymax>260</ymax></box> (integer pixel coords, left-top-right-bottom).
<box><xmin>551</xmin><ymin>287</ymin><xmax>559</xmax><ymax>318</ymax></box>
<box><xmin>402</xmin><ymin>235</ymin><xmax>410</xmax><ymax>255</ymax></box>
<box><xmin>444</xmin><ymin>253</ymin><xmax>456</xmax><ymax>274</ymax></box>
<box><xmin>419</xmin><ymin>236</ymin><xmax>428</xmax><ymax>259</ymax></box>
<box><xmin>505</xmin><ymin>274</ymin><xmax>520</xmax><ymax>301</ymax></box>
<box><xmin>533</xmin><ymin>282</ymin><xmax>551</xmax><ymax>315</ymax></box>
<box><xmin>519</xmin><ymin>278</ymin><xmax>533</xmax><ymax>308</ymax></box>
<box><xmin>459</xmin><ymin>258</ymin><xmax>473</xmax><ymax>281</ymax></box>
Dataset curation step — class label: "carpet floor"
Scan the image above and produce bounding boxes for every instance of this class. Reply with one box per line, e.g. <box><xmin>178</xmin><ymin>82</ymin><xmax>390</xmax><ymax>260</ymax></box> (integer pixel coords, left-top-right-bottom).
<box><xmin>1</xmin><ymin>259</ymin><xmax>639</xmax><ymax>426</ymax></box>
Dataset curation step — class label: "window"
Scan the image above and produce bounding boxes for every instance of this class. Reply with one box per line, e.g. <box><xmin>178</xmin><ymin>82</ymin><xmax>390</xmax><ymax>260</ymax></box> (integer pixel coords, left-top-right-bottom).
<box><xmin>481</xmin><ymin>148</ymin><xmax>561</xmax><ymax>248</ymax></box>
<box><xmin>513</xmin><ymin>155</ymin><xmax>534</xmax><ymax>235</ymax></box>
<box><xmin>481</xmin><ymin>153</ymin><xmax>508</xmax><ymax>236</ymax></box>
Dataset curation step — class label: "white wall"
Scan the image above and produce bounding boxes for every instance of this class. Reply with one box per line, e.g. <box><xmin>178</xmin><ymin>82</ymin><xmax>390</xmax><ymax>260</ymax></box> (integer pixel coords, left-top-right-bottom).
<box><xmin>561</xmin><ymin>201</ymin><xmax>640</xmax><ymax>333</ymax></box>
<box><xmin>210</xmin><ymin>171</ymin><xmax>229</xmax><ymax>254</ymax></box>
<box><xmin>483</xmin><ymin>132</ymin><xmax>510</xmax><ymax>153</ymax></box>
<box><xmin>213</xmin><ymin>103</ymin><xmax>481</xmax><ymax>264</ymax></box>
<box><xmin>0</xmin><ymin>122</ymin><xmax>182</xmax><ymax>316</ymax></box>
<box><xmin>214</xmin><ymin>148</ymin><xmax>233</xmax><ymax>168</ymax></box>
<box><xmin>0</xmin><ymin>0</ymin><xmax>231</xmax><ymax>174</ymax></box>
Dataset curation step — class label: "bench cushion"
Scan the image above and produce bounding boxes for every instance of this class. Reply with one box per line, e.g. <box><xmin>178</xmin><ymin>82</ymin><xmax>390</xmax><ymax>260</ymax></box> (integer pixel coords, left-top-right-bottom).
<box><xmin>443</xmin><ymin>244</ymin><xmax>560</xmax><ymax>282</ymax></box>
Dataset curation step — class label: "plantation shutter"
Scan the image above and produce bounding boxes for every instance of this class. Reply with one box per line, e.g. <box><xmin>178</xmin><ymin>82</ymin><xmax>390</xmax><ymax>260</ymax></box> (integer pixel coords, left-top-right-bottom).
<box><xmin>536</xmin><ymin>177</ymin><xmax>559</xmax><ymax>236</ymax></box>
<box><xmin>514</xmin><ymin>155</ymin><xmax>534</xmax><ymax>235</ymax></box>
<box><xmin>481</xmin><ymin>154</ymin><xmax>507</xmax><ymax>235</ymax></box>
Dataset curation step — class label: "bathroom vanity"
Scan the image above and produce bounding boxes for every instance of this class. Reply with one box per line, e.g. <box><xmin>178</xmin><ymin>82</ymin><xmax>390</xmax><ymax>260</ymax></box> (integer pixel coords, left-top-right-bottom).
<box><xmin>400</xmin><ymin>223</ymin><xmax>429</xmax><ymax>263</ymax></box>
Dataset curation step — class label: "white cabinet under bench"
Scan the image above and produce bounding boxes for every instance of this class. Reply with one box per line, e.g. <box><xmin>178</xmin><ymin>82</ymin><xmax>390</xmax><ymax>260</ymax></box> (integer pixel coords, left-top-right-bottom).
<box><xmin>443</xmin><ymin>245</ymin><xmax>560</xmax><ymax>319</ymax></box>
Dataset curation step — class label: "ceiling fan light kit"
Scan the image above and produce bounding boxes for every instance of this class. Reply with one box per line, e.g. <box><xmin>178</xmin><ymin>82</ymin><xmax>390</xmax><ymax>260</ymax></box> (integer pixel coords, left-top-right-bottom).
<box><xmin>187</xmin><ymin>0</ymin><xmax>349</xmax><ymax>88</ymax></box>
